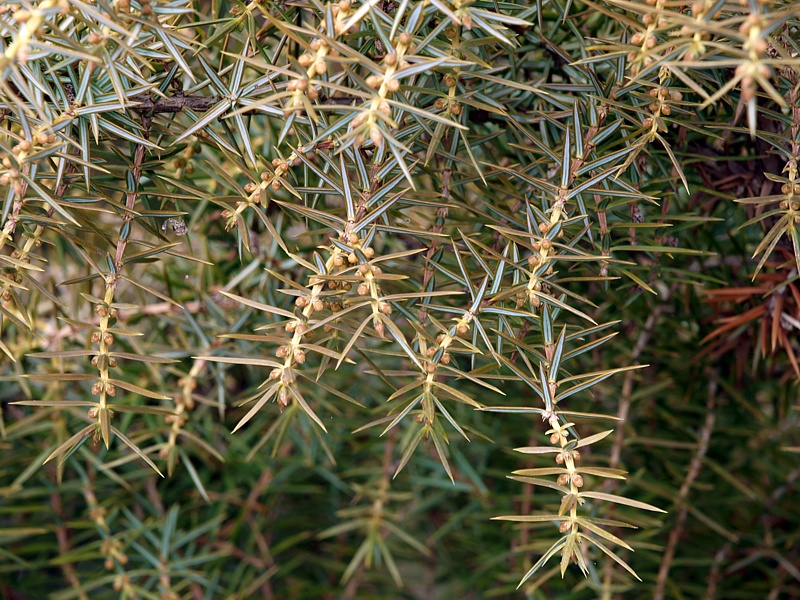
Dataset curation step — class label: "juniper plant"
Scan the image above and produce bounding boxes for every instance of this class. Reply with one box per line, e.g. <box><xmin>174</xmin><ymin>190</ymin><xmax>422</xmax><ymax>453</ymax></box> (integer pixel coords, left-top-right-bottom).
<box><xmin>0</xmin><ymin>0</ymin><xmax>799</xmax><ymax>598</ymax></box>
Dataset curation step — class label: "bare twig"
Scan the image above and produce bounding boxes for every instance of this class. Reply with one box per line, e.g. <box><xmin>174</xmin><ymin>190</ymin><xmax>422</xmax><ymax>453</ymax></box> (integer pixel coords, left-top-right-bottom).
<box><xmin>653</xmin><ymin>375</ymin><xmax>718</xmax><ymax>600</ymax></box>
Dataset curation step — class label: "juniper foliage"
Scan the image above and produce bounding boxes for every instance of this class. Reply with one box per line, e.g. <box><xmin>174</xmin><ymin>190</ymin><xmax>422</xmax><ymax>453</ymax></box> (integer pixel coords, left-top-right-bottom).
<box><xmin>0</xmin><ymin>0</ymin><xmax>799</xmax><ymax>597</ymax></box>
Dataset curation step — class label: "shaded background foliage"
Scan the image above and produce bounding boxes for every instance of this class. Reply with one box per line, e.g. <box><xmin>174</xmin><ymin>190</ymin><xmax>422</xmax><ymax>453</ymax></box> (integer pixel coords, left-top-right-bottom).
<box><xmin>0</xmin><ymin>0</ymin><xmax>799</xmax><ymax>598</ymax></box>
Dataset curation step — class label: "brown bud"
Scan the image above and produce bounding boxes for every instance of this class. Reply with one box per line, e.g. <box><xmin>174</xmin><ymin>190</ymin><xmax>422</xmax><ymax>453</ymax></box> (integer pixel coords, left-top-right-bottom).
<box><xmin>441</xmin><ymin>352</ymin><xmax>451</xmax><ymax>364</ymax></box>
<box><xmin>358</xmin><ymin>283</ymin><xmax>369</xmax><ymax>295</ymax></box>
<box><xmin>398</xmin><ymin>32</ymin><xmax>412</xmax><ymax>47</ymax></box>
<box><xmin>559</xmin><ymin>521</ymin><xmax>571</xmax><ymax>533</ymax></box>
<box><xmin>296</xmin><ymin>296</ymin><xmax>308</xmax><ymax>307</ymax></box>
<box><xmin>557</xmin><ymin>474</ymin><xmax>569</xmax><ymax>486</ymax></box>
<box><xmin>276</xmin><ymin>346</ymin><xmax>288</xmax><ymax>358</ymax></box>
<box><xmin>293</xmin><ymin>350</ymin><xmax>306</xmax><ymax>364</ymax></box>
<box><xmin>426</xmin><ymin>363</ymin><xmax>436</xmax><ymax>373</ymax></box>
<box><xmin>370</xmin><ymin>127</ymin><xmax>383</xmax><ymax>147</ymax></box>
<box><xmin>572</xmin><ymin>475</ymin><xmax>584</xmax><ymax>488</ymax></box>
<box><xmin>550</xmin><ymin>433</ymin><xmax>560</xmax><ymax>444</ymax></box>
<box><xmin>312</xmin><ymin>299</ymin><xmax>324</xmax><ymax>312</ymax></box>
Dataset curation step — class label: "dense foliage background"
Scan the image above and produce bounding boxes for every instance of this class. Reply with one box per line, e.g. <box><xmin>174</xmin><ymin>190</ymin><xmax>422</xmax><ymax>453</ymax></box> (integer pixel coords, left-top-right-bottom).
<box><xmin>0</xmin><ymin>0</ymin><xmax>799</xmax><ymax>597</ymax></box>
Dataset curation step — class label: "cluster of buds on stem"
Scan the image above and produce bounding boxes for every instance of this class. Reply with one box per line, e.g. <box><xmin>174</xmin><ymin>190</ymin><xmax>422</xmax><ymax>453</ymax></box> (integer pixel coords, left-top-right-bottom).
<box><xmin>350</xmin><ymin>32</ymin><xmax>414</xmax><ymax>147</ymax></box>
<box><xmin>736</xmin><ymin>12</ymin><xmax>771</xmax><ymax>102</ymax></box>
<box><xmin>221</xmin><ymin>152</ymin><xmax>303</xmax><ymax>230</ymax></box>
<box><xmin>641</xmin><ymin>73</ymin><xmax>683</xmax><ymax>131</ymax></box>
<box><xmin>626</xmin><ymin>0</ymin><xmax>667</xmax><ymax>76</ymax></box>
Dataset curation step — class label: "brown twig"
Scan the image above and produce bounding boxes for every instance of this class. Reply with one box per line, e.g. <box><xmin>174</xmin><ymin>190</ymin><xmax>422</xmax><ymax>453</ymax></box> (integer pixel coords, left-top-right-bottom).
<box><xmin>653</xmin><ymin>375</ymin><xmax>718</xmax><ymax>600</ymax></box>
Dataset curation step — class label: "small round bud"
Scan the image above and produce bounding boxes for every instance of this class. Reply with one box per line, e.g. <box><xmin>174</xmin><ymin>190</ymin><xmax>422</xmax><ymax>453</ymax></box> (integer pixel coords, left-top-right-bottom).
<box><xmin>426</xmin><ymin>363</ymin><xmax>436</xmax><ymax>373</ymax></box>
<box><xmin>441</xmin><ymin>352</ymin><xmax>451</xmax><ymax>364</ymax></box>
<box><xmin>370</xmin><ymin>127</ymin><xmax>383</xmax><ymax>147</ymax></box>
<box><xmin>312</xmin><ymin>299</ymin><xmax>324</xmax><ymax>312</ymax></box>
<box><xmin>572</xmin><ymin>475</ymin><xmax>584</xmax><ymax>488</ymax></box>
<box><xmin>358</xmin><ymin>283</ymin><xmax>369</xmax><ymax>295</ymax></box>
<box><xmin>550</xmin><ymin>433</ymin><xmax>560</xmax><ymax>444</ymax></box>
<box><xmin>276</xmin><ymin>346</ymin><xmax>288</xmax><ymax>358</ymax></box>
<box><xmin>398</xmin><ymin>32</ymin><xmax>412</xmax><ymax>46</ymax></box>
<box><xmin>557</xmin><ymin>474</ymin><xmax>569</xmax><ymax>486</ymax></box>
<box><xmin>293</xmin><ymin>350</ymin><xmax>306</xmax><ymax>364</ymax></box>
<box><xmin>559</xmin><ymin>521</ymin><xmax>571</xmax><ymax>533</ymax></box>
